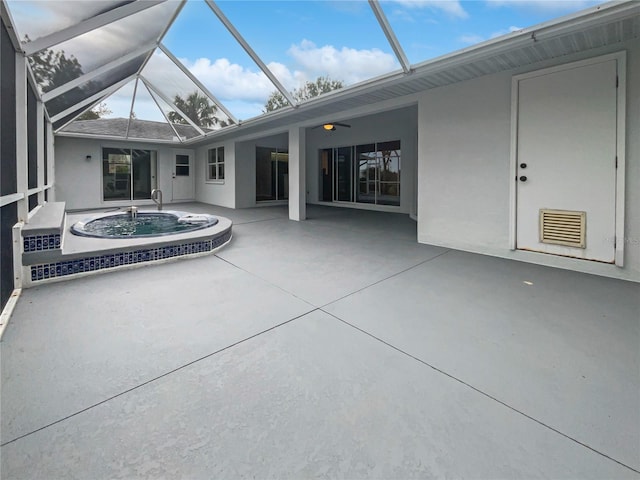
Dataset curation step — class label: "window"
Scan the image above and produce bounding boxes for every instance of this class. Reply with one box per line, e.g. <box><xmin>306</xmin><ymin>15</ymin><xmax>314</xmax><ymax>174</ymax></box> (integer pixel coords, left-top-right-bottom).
<box><xmin>175</xmin><ymin>154</ymin><xmax>189</xmax><ymax>176</ymax></box>
<box><xmin>207</xmin><ymin>146</ymin><xmax>224</xmax><ymax>181</ymax></box>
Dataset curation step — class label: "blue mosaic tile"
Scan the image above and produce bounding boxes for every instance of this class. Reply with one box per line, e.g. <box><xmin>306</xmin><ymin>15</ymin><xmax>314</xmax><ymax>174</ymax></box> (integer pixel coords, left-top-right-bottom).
<box><xmin>30</xmin><ymin>229</ymin><xmax>232</xmax><ymax>283</ymax></box>
<box><xmin>23</xmin><ymin>234</ymin><xmax>62</xmax><ymax>252</ymax></box>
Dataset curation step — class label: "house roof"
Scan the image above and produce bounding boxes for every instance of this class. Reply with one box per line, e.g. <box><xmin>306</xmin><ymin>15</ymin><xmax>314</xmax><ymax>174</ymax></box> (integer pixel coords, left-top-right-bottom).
<box><xmin>63</xmin><ymin>118</ymin><xmax>205</xmax><ymax>142</ymax></box>
<box><xmin>3</xmin><ymin>0</ymin><xmax>639</xmax><ymax>145</ymax></box>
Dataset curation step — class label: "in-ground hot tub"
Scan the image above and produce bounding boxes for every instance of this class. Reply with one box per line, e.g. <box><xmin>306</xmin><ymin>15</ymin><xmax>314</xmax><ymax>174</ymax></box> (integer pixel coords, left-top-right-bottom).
<box><xmin>71</xmin><ymin>210</ymin><xmax>218</xmax><ymax>238</ymax></box>
<box><xmin>25</xmin><ymin>208</ymin><xmax>232</xmax><ymax>284</ymax></box>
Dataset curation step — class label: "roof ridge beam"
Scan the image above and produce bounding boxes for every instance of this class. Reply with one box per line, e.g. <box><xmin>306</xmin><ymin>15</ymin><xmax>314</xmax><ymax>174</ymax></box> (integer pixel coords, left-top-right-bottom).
<box><xmin>125</xmin><ymin>77</ymin><xmax>141</xmax><ymax>138</ymax></box>
<box><xmin>24</xmin><ymin>1</ymin><xmax>166</xmax><ymax>56</ymax></box>
<box><xmin>204</xmin><ymin>0</ymin><xmax>297</xmax><ymax>108</ymax></box>
<box><xmin>130</xmin><ymin>1</ymin><xmax>186</xmax><ymax>80</ymax></box>
<box><xmin>42</xmin><ymin>42</ymin><xmax>156</xmax><ymax>103</ymax></box>
<box><xmin>368</xmin><ymin>0</ymin><xmax>411</xmax><ymax>74</ymax></box>
<box><xmin>141</xmin><ymin>76</ymin><xmax>206</xmax><ymax>136</ymax></box>
<box><xmin>158</xmin><ymin>43</ymin><xmax>239</xmax><ymax>125</ymax></box>
<box><xmin>155</xmin><ymin>0</ymin><xmax>186</xmax><ymax>46</ymax></box>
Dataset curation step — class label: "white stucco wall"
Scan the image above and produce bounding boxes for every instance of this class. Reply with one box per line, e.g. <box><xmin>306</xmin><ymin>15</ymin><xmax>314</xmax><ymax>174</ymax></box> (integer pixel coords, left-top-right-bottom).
<box><xmin>417</xmin><ymin>38</ymin><xmax>640</xmax><ymax>281</ymax></box>
<box><xmin>305</xmin><ymin>106</ymin><xmax>418</xmax><ymax>215</ymax></box>
<box><xmin>51</xmin><ymin>39</ymin><xmax>638</xmax><ymax>281</ymax></box>
<box><xmin>54</xmin><ymin>137</ymin><xmax>176</xmax><ymax>210</ymax></box>
<box><xmin>195</xmin><ymin>140</ymin><xmax>236</xmax><ymax>209</ymax></box>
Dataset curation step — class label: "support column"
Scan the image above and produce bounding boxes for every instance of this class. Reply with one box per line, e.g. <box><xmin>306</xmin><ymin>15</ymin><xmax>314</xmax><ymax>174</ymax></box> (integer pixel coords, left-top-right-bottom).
<box><xmin>15</xmin><ymin>53</ymin><xmax>28</xmax><ymax>223</ymax></box>
<box><xmin>46</xmin><ymin>121</ymin><xmax>55</xmax><ymax>201</ymax></box>
<box><xmin>36</xmin><ymin>101</ymin><xmax>45</xmax><ymax>204</ymax></box>
<box><xmin>288</xmin><ymin>126</ymin><xmax>306</xmax><ymax>221</ymax></box>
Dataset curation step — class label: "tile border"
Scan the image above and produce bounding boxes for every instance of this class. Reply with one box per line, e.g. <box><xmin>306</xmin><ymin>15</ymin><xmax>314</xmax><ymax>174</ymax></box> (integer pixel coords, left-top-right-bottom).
<box><xmin>29</xmin><ymin>230</ymin><xmax>231</xmax><ymax>283</ymax></box>
<box><xmin>23</xmin><ymin>234</ymin><xmax>61</xmax><ymax>253</ymax></box>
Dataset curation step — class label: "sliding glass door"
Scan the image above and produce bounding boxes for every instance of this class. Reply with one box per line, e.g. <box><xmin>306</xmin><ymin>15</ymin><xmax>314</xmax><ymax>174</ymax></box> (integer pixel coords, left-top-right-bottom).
<box><xmin>102</xmin><ymin>148</ymin><xmax>157</xmax><ymax>201</ymax></box>
<box><xmin>256</xmin><ymin>147</ymin><xmax>288</xmax><ymax>202</ymax></box>
<box><xmin>320</xmin><ymin>140</ymin><xmax>401</xmax><ymax>207</ymax></box>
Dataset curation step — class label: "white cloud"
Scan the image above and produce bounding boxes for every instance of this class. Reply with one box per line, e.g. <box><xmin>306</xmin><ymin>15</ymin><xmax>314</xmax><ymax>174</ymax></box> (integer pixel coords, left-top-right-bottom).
<box><xmin>179</xmin><ymin>40</ymin><xmax>399</xmax><ymax>105</ymax></box>
<box><xmin>184</xmin><ymin>57</ymin><xmax>278</xmax><ymax>102</ymax></box>
<box><xmin>287</xmin><ymin>40</ymin><xmax>399</xmax><ymax>85</ymax></box>
<box><xmin>82</xmin><ymin>39</ymin><xmax>402</xmax><ymax>121</ymax></box>
<box><xmin>392</xmin><ymin>0</ymin><xmax>469</xmax><ymax>19</ymax></box>
<box><xmin>486</xmin><ymin>0</ymin><xmax>602</xmax><ymax>12</ymax></box>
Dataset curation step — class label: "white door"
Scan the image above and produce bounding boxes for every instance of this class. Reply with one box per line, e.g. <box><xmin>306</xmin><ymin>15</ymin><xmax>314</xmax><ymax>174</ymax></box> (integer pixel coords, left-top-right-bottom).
<box><xmin>172</xmin><ymin>151</ymin><xmax>195</xmax><ymax>201</ymax></box>
<box><xmin>516</xmin><ymin>59</ymin><xmax>618</xmax><ymax>263</ymax></box>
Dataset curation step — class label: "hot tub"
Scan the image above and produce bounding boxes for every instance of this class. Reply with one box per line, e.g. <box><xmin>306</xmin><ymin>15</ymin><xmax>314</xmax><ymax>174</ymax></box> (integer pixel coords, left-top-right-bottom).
<box><xmin>71</xmin><ymin>211</ymin><xmax>218</xmax><ymax>238</ymax></box>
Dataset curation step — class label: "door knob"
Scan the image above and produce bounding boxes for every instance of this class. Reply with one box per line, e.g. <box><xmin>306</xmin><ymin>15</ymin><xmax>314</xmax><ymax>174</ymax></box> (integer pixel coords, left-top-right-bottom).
<box><xmin>520</xmin><ymin>163</ymin><xmax>527</xmax><ymax>169</ymax></box>
<box><xmin>519</xmin><ymin>176</ymin><xmax>527</xmax><ymax>182</ymax></box>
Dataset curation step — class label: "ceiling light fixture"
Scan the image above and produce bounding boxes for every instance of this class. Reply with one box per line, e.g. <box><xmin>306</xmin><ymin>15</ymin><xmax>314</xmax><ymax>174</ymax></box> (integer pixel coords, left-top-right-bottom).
<box><xmin>315</xmin><ymin>122</ymin><xmax>351</xmax><ymax>131</ymax></box>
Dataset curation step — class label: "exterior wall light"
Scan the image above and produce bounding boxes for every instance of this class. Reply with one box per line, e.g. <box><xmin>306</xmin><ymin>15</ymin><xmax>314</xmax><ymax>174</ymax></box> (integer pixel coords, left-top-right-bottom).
<box><xmin>85</xmin><ymin>155</ymin><xmax>92</xmax><ymax>161</ymax></box>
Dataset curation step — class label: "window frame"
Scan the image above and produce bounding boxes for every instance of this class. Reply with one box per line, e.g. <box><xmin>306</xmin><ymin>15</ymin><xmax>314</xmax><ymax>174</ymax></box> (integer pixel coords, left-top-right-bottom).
<box><xmin>207</xmin><ymin>146</ymin><xmax>225</xmax><ymax>183</ymax></box>
<box><xmin>175</xmin><ymin>154</ymin><xmax>190</xmax><ymax>177</ymax></box>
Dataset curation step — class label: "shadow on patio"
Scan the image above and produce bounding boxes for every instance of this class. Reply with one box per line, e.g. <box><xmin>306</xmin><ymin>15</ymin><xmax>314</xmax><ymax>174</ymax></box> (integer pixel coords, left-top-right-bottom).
<box><xmin>1</xmin><ymin>203</ymin><xmax>638</xmax><ymax>478</ymax></box>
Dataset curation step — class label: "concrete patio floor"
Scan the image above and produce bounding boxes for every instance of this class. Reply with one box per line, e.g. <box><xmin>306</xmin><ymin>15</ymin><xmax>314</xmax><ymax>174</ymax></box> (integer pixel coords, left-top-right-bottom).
<box><xmin>1</xmin><ymin>203</ymin><xmax>638</xmax><ymax>479</ymax></box>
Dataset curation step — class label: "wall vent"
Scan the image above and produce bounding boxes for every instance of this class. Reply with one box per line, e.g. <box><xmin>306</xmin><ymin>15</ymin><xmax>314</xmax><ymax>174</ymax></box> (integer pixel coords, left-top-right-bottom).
<box><xmin>539</xmin><ymin>209</ymin><xmax>586</xmax><ymax>248</ymax></box>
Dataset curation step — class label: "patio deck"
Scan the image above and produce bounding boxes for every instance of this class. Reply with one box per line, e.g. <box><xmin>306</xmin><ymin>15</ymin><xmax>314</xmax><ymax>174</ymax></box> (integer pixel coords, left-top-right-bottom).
<box><xmin>1</xmin><ymin>203</ymin><xmax>638</xmax><ymax>479</ymax></box>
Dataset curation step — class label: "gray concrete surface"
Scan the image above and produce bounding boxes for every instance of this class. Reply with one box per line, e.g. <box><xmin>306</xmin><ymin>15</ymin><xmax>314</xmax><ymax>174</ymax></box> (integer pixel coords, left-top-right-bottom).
<box><xmin>2</xmin><ymin>203</ymin><xmax>639</xmax><ymax>478</ymax></box>
<box><xmin>21</xmin><ymin>201</ymin><xmax>66</xmax><ymax>235</ymax></box>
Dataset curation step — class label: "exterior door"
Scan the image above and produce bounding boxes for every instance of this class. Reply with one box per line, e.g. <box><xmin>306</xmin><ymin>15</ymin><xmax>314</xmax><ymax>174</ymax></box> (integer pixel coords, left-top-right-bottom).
<box><xmin>171</xmin><ymin>152</ymin><xmax>194</xmax><ymax>201</ymax></box>
<box><xmin>515</xmin><ymin>58</ymin><xmax>618</xmax><ymax>263</ymax></box>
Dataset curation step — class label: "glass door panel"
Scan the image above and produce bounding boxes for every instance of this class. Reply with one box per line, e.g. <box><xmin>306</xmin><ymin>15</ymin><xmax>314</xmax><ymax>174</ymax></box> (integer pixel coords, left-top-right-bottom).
<box><xmin>103</xmin><ymin>148</ymin><xmax>131</xmax><ymax>201</ymax></box>
<box><xmin>356</xmin><ymin>144</ymin><xmax>376</xmax><ymax>204</ymax></box>
<box><xmin>132</xmin><ymin>149</ymin><xmax>157</xmax><ymax>200</ymax></box>
<box><xmin>335</xmin><ymin>147</ymin><xmax>353</xmax><ymax>202</ymax></box>
<box><xmin>320</xmin><ymin>149</ymin><xmax>333</xmax><ymax>202</ymax></box>
<box><xmin>256</xmin><ymin>146</ymin><xmax>275</xmax><ymax>201</ymax></box>
<box><xmin>377</xmin><ymin>140</ymin><xmax>401</xmax><ymax>206</ymax></box>
<box><xmin>276</xmin><ymin>151</ymin><xmax>289</xmax><ymax>200</ymax></box>
<box><xmin>256</xmin><ymin>147</ymin><xmax>288</xmax><ymax>202</ymax></box>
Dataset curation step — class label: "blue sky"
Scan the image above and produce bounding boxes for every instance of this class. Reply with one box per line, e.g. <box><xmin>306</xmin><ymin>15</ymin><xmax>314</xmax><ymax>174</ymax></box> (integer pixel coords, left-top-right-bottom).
<box><xmin>9</xmin><ymin>0</ymin><xmax>606</xmax><ymax>123</ymax></box>
<box><xmin>159</xmin><ymin>0</ymin><xmax>605</xmax><ymax>119</ymax></box>
<box><xmin>166</xmin><ymin>0</ymin><xmax>604</xmax><ymax>66</ymax></box>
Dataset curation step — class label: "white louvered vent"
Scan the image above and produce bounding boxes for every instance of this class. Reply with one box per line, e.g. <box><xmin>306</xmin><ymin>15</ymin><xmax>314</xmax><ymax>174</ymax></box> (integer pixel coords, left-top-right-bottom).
<box><xmin>539</xmin><ymin>209</ymin><xmax>586</xmax><ymax>248</ymax></box>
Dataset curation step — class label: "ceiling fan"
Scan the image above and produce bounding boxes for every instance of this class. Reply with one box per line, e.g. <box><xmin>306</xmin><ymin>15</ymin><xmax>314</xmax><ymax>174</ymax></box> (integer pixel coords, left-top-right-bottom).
<box><xmin>314</xmin><ymin>122</ymin><xmax>351</xmax><ymax>131</ymax></box>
